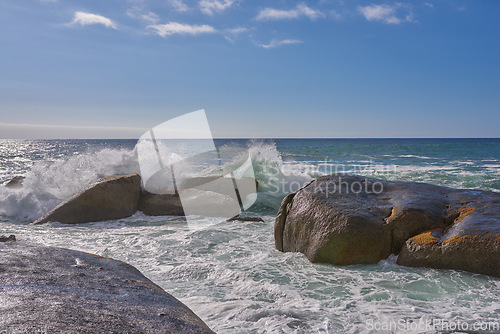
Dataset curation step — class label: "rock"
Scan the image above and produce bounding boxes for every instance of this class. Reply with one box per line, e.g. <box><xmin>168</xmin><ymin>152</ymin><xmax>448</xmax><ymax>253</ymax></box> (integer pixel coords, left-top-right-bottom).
<box><xmin>226</xmin><ymin>215</ymin><xmax>265</xmax><ymax>222</ymax></box>
<box><xmin>0</xmin><ymin>234</ymin><xmax>16</xmax><ymax>242</ymax></box>
<box><xmin>4</xmin><ymin>175</ymin><xmax>25</xmax><ymax>189</ymax></box>
<box><xmin>275</xmin><ymin>174</ymin><xmax>500</xmax><ymax>277</ymax></box>
<box><xmin>138</xmin><ymin>192</ymin><xmax>185</xmax><ymax>216</ymax></box>
<box><xmin>0</xmin><ymin>242</ymin><xmax>214</xmax><ymax>333</ymax></box>
<box><xmin>138</xmin><ymin>176</ymin><xmax>258</xmax><ymax>217</ymax></box>
<box><xmin>397</xmin><ymin>190</ymin><xmax>500</xmax><ymax>277</ymax></box>
<box><xmin>32</xmin><ymin>174</ymin><xmax>141</xmax><ymax>225</ymax></box>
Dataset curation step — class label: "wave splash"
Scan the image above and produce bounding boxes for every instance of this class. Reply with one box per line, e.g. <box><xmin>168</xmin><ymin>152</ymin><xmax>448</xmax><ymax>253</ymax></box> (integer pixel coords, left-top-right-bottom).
<box><xmin>0</xmin><ymin>141</ymin><xmax>316</xmax><ymax>222</ymax></box>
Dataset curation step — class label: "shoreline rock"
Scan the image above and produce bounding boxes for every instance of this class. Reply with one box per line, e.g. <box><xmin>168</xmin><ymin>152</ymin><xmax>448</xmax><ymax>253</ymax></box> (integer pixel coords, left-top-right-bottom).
<box><xmin>32</xmin><ymin>174</ymin><xmax>141</xmax><ymax>225</ymax></box>
<box><xmin>275</xmin><ymin>174</ymin><xmax>500</xmax><ymax>277</ymax></box>
<box><xmin>0</xmin><ymin>242</ymin><xmax>214</xmax><ymax>333</ymax></box>
<box><xmin>31</xmin><ymin>174</ymin><xmax>259</xmax><ymax>224</ymax></box>
<box><xmin>138</xmin><ymin>191</ymin><xmax>185</xmax><ymax>216</ymax></box>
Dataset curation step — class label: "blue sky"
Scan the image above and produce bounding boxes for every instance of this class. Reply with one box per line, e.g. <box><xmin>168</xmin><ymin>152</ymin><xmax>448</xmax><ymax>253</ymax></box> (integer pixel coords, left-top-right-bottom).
<box><xmin>0</xmin><ymin>0</ymin><xmax>498</xmax><ymax>138</ymax></box>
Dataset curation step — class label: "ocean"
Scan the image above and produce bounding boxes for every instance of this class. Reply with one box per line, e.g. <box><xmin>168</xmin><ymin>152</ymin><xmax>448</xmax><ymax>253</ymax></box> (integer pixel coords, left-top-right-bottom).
<box><xmin>1</xmin><ymin>138</ymin><xmax>499</xmax><ymax>333</ymax></box>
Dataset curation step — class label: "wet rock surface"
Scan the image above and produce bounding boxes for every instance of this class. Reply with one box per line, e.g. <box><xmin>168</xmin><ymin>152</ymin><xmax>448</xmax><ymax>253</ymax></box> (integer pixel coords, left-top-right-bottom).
<box><xmin>275</xmin><ymin>174</ymin><xmax>500</xmax><ymax>277</ymax></box>
<box><xmin>0</xmin><ymin>242</ymin><xmax>214</xmax><ymax>333</ymax></box>
<box><xmin>32</xmin><ymin>174</ymin><xmax>141</xmax><ymax>225</ymax></box>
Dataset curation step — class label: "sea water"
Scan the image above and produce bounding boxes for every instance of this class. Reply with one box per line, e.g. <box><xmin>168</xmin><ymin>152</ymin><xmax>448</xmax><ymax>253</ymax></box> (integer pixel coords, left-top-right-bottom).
<box><xmin>1</xmin><ymin>139</ymin><xmax>499</xmax><ymax>333</ymax></box>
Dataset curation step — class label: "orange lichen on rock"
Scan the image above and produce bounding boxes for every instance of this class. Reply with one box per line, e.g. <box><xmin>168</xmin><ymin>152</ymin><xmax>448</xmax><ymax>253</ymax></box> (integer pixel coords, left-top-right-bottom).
<box><xmin>446</xmin><ymin>207</ymin><xmax>476</xmax><ymax>225</ymax></box>
<box><xmin>443</xmin><ymin>234</ymin><xmax>500</xmax><ymax>245</ymax></box>
<box><xmin>443</xmin><ymin>234</ymin><xmax>480</xmax><ymax>245</ymax></box>
<box><xmin>410</xmin><ymin>229</ymin><xmax>442</xmax><ymax>246</ymax></box>
<box><xmin>385</xmin><ymin>206</ymin><xmax>400</xmax><ymax>223</ymax></box>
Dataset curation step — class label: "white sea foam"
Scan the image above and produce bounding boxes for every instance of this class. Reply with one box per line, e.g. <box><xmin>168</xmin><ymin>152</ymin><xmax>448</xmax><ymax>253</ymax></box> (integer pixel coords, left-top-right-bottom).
<box><xmin>1</xmin><ymin>139</ymin><xmax>499</xmax><ymax>333</ymax></box>
<box><xmin>5</xmin><ymin>217</ymin><xmax>499</xmax><ymax>334</ymax></box>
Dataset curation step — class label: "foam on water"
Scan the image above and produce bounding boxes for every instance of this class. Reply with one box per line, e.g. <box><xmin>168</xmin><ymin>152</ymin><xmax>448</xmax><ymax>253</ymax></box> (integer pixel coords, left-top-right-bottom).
<box><xmin>1</xmin><ymin>139</ymin><xmax>499</xmax><ymax>333</ymax></box>
<box><xmin>3</xmin><ymin>216</ymin><xmax>499</xmax><ymax>333</ymax></box>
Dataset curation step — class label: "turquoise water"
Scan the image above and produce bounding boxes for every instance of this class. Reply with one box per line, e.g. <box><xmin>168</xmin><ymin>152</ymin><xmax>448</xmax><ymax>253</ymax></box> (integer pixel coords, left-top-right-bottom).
<box><xmin>1</xmin><ymin>139</ymin><xmax>499</xmax><ymax>333</ymax></box>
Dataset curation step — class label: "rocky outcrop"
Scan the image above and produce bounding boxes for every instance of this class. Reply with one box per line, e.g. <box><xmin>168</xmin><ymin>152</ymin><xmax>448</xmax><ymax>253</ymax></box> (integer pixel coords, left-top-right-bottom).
<box><xmin>275</xmin><ymin>174</ymin><xmax>500</xmax><ymax>277</ymax></box>
<box><xmin>32</xmin><ymin>174</ymin><xmax>141</xmax><ymax>225</ymax></box>
<box><xmin>0</xmin><ymin>242</ymin><xmax>214</xmax><ymax>333</ymax></box>
<box><xmin>30</xmin><ymin>174</ymin><xmax>259</xmax><ymax>224</ymax></box>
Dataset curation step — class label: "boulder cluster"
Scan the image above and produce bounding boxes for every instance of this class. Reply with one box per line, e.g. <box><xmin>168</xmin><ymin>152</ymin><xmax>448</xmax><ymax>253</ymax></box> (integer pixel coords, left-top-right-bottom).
<box><xmin>275</xmin><ymin>174</ymin><xmax>500</xmax><ymax>278</ymax></box>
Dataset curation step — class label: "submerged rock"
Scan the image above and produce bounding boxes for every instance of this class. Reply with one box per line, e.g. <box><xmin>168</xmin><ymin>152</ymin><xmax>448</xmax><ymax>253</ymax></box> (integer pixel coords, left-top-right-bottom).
<box><xmin>32</xmin><ymin>174</ymin><xmax>141</xmax><ymax>225</ymax></box>
<box><xmin>4</xmin><ymin>175</ymin><xmax>25</xmax><ymax>189</ymax></box>
<box><xmin>226</xmin><ymin>215</ymin><xmax>265</xmax><ymax>222</ymax></box>
<box><xmin>0</xmin><ymin>234</ymin><xmax>16</xmax><ymax>242</ymax></box>
<box><xmin>0</xmin><ymin>242</ymin><xmax>214</xmax><ymax>333</ymax></box>
<box><xmin>275</xmin><ymin>174</ymin><xmax>500</xmax><ymax>277</ymax></box>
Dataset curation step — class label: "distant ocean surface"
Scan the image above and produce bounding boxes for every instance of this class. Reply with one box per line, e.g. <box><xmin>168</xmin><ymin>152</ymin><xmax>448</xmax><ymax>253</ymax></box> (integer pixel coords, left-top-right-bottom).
<box><xmin>1</xmin><ymin>138</ymin><xmax>499</xmax><ymax>333</ymax></box>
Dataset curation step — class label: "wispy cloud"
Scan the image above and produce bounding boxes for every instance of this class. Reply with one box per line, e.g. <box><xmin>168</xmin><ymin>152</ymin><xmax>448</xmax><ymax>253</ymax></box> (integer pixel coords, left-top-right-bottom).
<box><xmin>256</xmin><ymin>3</ymin><xmax>324</xmax><ymax>21</ymax></box>
<box><xmin>224</xmin><ymin>27</ymin><xmax>248</xmax><ymax>43</ymax></box>
<box><xmin>127</xmin><ymin>8</ymin><xmax>159</xmax><ymax>24</ymax></box>
<box><xmin>199</xmin><ymin>0</ymin><xmax>236</xmax><ymax>15</ymax></box>
<box><xmin>358</xmin><ymin>4</ymin><xmax>413</xmax><ymax>24</ymax></box>
<box><xmin>71</xmin><ymin>12</ymin><xmax>117</xmax><ymax>29</ymax></box>
<box><xmin>170</xmin><ymin>0</ymin><xmax>189</xmax><ymax>12</ymax></box>
<box><xmin>226</xmin><ymin>27</ymin><xmax>248</xmax><ymax>35</ymax></box>
<box><xmin>148</xmin><ymin>22</ymin><xmax>216</xmax><ymax>37</ymax></box>
<box><xmin>259</xmin><ymin>39</ymin><xmax>303</xmax><ymax>49</ymax></box>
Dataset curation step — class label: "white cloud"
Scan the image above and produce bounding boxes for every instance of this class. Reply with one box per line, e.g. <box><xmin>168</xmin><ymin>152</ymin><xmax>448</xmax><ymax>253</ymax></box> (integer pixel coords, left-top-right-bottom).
<box><xmin>127</xmin><ymin>8</ymin><xmax>159</xmax><ymax>24</ymax></box>
<box><xmin>199</xmin><ymin>0</ymin><xmax>236</xmax><ymax>15</ymax></box>
<box><xmin>170</xmin><ymin>0</ymin><xmax>189</xmax><ymax>12</ymax></box>
<box><xmin>256</xmin><ymin>3</ymin><xmax>324</xmax><ymax>21</ymax></box>
<box><xmin>226</xmin><ymin>27</ymin><xmax>248</xmax><ymax>34</ymax></box>
<box><xmin>223</xmin><ymin>27</ymin><xmax>248</xmax><ymax>44</ymax></box>
<box><xmin>148</xmin><ymin>22</ymin><xmax>216</xmax><ymax>37</ymax></box>
<box><xmin>259</xmin><ymin>39</ymin><xmax>303</xmax><ymax>49</ymax></box>
<box><xmin>358</xmin><ymin>4</ymin><xmax>413</xmax><ymax>25</ymax></box>
<box><xmin>330</xmin><ymin>10</ymin><xmax>342</xmax><ymax>21</ymax></box>
<box><xmin>72</xmin><ymin>12</ymin><xmax>117</xmax><ymax>29</ymax></box>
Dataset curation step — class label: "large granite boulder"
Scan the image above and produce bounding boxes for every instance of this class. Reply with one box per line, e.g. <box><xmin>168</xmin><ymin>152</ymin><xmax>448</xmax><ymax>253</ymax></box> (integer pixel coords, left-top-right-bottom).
<box><xmin>275</xmin><ymin>174</ymin><xmax>500</xmax><ymax>277</ymax></box>
<box><xmin>32</xmin><ymin>174</ymin><xmax>141</xmax><ymax>225</ymax></box>
<box><xmin>138</xmin><ymin>192</ymin><xmax>185</xmax><ymax>216</ymax></box>
<box><xmin>0</xmin><ymin>242</ymin><xmax>214</xmax><ymax>333</ymax></box>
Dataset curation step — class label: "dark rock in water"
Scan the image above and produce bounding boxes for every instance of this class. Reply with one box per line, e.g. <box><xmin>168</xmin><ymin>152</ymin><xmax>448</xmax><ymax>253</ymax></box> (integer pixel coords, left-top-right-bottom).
<box><xmin>138</xmin><ymin>192</ymin><xmax>185</xmax><ymax>216</ymax></box>
<box><xmin>0</xmin><ymin>242</ymin><xmax>214</xmax><ymax>333</ymax></box>
<box><xmin>275</xmin><ymin>174</ymin><xmax>500</xmax><ymax>277</ymax></box>
<box><xmin>32</xmin><ymin>174</ymin><xmax>141</xmax><ymax>225</ymax></box>
<box><xmin>4</xmin><ymin>175</ymin><xmax>25</xmax><ymax>189</ymax></box>
<box><xmin>0</xmin><ymin>234</ymin><xmax>16</xmax><ymax>242</ymax></box>
<box><xmin>226</xmin><ymin>215</ymin><xmax>265</xmax><ymax>222</ymax></box>
<box><xmin>138</xmin><ymin>176</ymin><xmax>258</xmax><ymax>217</ymax></box>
